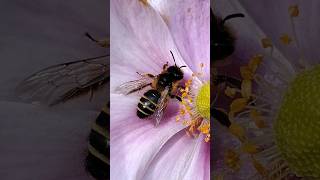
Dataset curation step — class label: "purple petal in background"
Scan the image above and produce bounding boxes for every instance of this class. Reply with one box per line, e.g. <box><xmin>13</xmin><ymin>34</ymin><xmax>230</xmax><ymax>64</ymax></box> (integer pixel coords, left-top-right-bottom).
<box><xmin>150</xmin><ymin>0</ymin><xmax>210</xmax><ymax>76</ymax></box>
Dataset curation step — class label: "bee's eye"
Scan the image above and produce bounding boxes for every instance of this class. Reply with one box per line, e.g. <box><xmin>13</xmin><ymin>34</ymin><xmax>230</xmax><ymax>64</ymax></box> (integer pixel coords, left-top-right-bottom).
<box><xmin>174</xmin><ymin>71</ymin><xmax>183</xmax><ymax>80</ymax></box>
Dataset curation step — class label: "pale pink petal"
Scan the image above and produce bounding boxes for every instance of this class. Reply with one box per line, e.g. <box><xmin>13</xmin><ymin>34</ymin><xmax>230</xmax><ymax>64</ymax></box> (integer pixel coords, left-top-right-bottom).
<box><xmin>110</xmin><ymin>94</ymin><xmax>186</xmax><ymax>180</ymax></box>
<box><xmin>238</xmin><ymin>0</ymin><xmax>320</xmax><ymax>66</ymax></box>
<box><xmin>143</xmin><ymin>133</ymin><xmax>209</xmax><ymax>180</ymax></box>
<box><xmin>110</xmin><ymin>0</ymin><xmax>193</xmax><ymax>91</ymax></box>
<box><xmin>0</xmin><ymin>101</ymin><xmax>95</xmax><ymax>180</ymax></box>
<box><xmin>150</xmin><ymin>0</ymin><xmax>210</xmax><ymax>77</ymax></box>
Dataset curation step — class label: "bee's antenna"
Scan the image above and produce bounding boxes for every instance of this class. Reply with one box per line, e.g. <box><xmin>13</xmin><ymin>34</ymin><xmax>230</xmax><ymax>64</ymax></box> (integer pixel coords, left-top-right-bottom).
<box><xmin>222</xmin><ymin>13</ymin><xmax>245</xmax><ymax>25</ymax></box>
<box><xmin>85</xmin><ymin>32</ymin><xmax>99</xmax><ymax>43</ymax></box>
<box><xmin>179</xmin><ymin>65</ymin><xmax>187</xmax><ymax>69</ymax></box>
<box><xmin>170</xmin><ymin>50</ymin><xmax>177</xmax><ymax>66</ymax></box>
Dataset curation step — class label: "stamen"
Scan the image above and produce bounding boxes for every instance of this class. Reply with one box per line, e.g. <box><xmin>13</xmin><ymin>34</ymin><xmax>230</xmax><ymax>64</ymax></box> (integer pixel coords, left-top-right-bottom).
<box><xmin>261</xmin><ymin>38</ymin><xmax>273</xmax><ymax>49</ymax></box>
<box><xmin>176</xmin><ymin>63</ymin><xmax>210</xmax><ymax>142</ymax></box>
<box><xmin>279</xmin><ymin>34</ymin><xmax>292</xmax><ymax>45</ymax></box>
<box><xmin>288</xmin><ymin>5</ymin><xmax>309</xmax><ymax>69</ymax></box>
<box><xmin>224</xmin><ymin>149</ymin><xmax>241</xmax><ymax>171</ymax></box>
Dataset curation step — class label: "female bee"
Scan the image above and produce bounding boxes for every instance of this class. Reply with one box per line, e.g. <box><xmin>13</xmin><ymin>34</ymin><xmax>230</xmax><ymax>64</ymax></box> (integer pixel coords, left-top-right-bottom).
<box><xmin>115</xmin><ymin>51</ymin><xmax>185</xmax><ymax>126</ymax></box>
<box><xmin>16</xmin><ymin>33</ymin><xmax>110</xmax><ymax>180</ymax></box>
<box><xmin>211</xmin><ymin>9</ymin><xmax>245</xmax><ymax>128</ymax></box>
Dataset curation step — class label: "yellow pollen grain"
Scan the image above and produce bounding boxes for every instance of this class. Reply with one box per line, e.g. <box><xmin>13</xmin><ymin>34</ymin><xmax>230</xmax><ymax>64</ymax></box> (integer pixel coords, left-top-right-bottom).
<box><xmin>261</xmin><ymin>38</ymin><xmax>273</xmax><ymax>48</ymax></box>
<box><xmin>248</xmin><ymin>54</ymin><xmax>263</xmax><ymax>72</ymax></box>
<box><xmin>280</xmin><ymin>34</ymin><xmax>292</xmax><ymax>45</ymax></box>
<box><xmin>289</xmin><ymin>5</ymin><xmax>299</xmax><ymax>17</ymax></box>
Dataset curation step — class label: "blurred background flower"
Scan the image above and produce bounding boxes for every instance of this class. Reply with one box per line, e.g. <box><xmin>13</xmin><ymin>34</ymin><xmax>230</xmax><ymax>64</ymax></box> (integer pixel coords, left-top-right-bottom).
<box><xmin>212</xmin><ymin>0</ymin><xmax>320</xmax><ymax>179</ymax></box>
<box><xmin>110</xmin><ymin>0</ymin><xmax>209</xmax><ymax>179</ymax></box>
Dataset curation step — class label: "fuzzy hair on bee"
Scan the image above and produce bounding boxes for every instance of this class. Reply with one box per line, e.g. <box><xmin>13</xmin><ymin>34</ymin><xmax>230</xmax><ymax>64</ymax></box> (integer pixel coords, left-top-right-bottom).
<box><xmin>115</xmin><ymin>51</ymin><xmax>186</xmax><ymax>127</ymax></box>
<box><xmin>16</xmin><ymin>33</ymin><xmax>110</xmax><ymax>180</ymax></box>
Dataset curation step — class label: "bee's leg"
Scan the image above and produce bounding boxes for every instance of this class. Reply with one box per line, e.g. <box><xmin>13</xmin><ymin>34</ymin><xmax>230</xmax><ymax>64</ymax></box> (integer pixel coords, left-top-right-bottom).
<box><xmin>85</xmin><ymin>32</ymin><xmax>109</xmax><ymax>48</ymax></box>
<box><xmin>170</xmin><ymin>95</ymin><xmax>182</xmax><ymax>102</ymax></box>
<box><xmin>214</xmin><ymin>75</ymin><xmax>241</xmax><ymax>88</ymax></box>
<box><xmin>136</xmin><ymin>72</ymin><xmax>155</xmax><ymax>78</ymax></box>
<box><xmin>163</xmin><ymin>62</ymin><xmax>169</xmax><ymax>70</ymax></box>
<box><xmin>211</xmin><ymin>106</ymin><xmax>231</xmax><ymax>127</ymax></box>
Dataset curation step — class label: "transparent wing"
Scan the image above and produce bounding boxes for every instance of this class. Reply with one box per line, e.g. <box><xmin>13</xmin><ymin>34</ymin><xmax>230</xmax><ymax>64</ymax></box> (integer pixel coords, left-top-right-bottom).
<box><xmin>114</xmin><ymin>76</ymin><xmax>154</xmax><ymax>95</ymax></box>
<box><xmin>153</xmin><ymin>86</ymin><xmax>170</xmax><ymax>126</ymax></box>
<box><xmin>16</xmin><ymin>55</ymin><xmax>109</xmax><ymax>106</ymax></box>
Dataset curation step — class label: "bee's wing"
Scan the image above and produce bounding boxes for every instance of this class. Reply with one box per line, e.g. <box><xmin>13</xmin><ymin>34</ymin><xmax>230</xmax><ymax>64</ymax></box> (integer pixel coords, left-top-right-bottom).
<box><xmin>16</xmin><ymin>55</ymin><xmax>109</xmax><ymax>106</ymax></box>
<box><xmin>153</xmin><ymin>86</ymin><xmax>170</xmax><ymax>126</ymax></box>
<box><xmin>114</xmin><ymin>76</ymin><xmax>154</xmax><ymax>95</ymax></box>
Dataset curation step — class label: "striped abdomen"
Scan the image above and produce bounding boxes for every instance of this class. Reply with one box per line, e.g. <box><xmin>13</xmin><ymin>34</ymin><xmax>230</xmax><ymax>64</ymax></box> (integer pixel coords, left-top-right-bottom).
<box><xmin>86</xmin><ymin>103</ymin><xmax>109</xmax><ymax>180</ymax></box>
<box><xmin>137</xmin><ymin>89</ymin><xmax>160</xmax><ymax>118</ymax></box>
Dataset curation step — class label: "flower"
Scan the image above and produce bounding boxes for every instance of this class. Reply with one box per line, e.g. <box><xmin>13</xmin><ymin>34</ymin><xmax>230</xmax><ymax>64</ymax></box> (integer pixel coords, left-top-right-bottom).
<box><xmin>110</xmin><ymin>0</ymin><xmax>209</xmax><ymax>180</ymax></box>
<box><xmin>212</xmin><ymin>1</ymin><xmax>320</xmax><ymax>179</ymax></box>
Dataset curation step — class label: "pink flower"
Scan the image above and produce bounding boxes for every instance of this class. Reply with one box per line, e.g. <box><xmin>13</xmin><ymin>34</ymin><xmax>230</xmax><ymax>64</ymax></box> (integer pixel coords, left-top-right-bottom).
<box><xmin>110</xmin><ymin>0</ymin><xmax>210</xmax><ymax>179</ymax></box>
<box><xmin>212</xmin><ymin>1</ymin><xmax>320</xmax><ymax>179</ymax></box>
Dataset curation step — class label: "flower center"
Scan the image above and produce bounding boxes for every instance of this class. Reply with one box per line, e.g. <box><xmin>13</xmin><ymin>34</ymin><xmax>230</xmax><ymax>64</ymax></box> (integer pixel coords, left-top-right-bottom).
<box><xmin>274</xmin><ymin>65</ymin><xmax>320</xmax><ymax>177</ymax></box>
<box><xmin>195</xmin><ymin>83</ymin><xmax>210</xmax><ymax>120</ymax></box>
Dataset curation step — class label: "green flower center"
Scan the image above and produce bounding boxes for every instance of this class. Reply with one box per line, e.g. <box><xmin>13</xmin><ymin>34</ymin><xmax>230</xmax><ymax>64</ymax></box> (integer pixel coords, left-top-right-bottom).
<box><xmin>195</xmin><ymin>82</ymin><xmax>210</xmax><ymax>120</ymax></box>
<box><xmin>274</xmin><ymin>65</ymin><xmax>320</xmax><ymax>178</ymax></box>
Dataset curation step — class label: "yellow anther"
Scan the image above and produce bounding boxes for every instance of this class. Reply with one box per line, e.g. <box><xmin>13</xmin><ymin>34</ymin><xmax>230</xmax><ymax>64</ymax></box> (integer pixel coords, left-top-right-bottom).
<box><xmin>251</xmin><ymin>157</ymin><xmax>268</xmax><ymax>177</ymax></box>
<box><xmin>241</xmin><ymin>142</ymin><xmax>260</xmax><ymax>154</ymax></box>
<box><xmin>230</xmin><ymin>98</ymin><xmax>248</xmax><ymax>115</ymax></box>
<box><xmin>182</xmin><ymin>92</ymin><xmax>188</xmax><ymax>98</ymax></box>
<box><xmin>225</xmin><ymin>86</ymin><xmax>237</xmax><ymax>98</ymax></box>
<box><xmin>250</xmin><ymin>109</ymin><xmax>266</xmax><ymax>128</ymax></box>
<box><xmin>289</xmin><ymin>5</ymin><xmax>299</xmax><ymax>17</ymax></box>
<box><xmin>241</xmin><ymin>79</ymin><xmax>252</xmax><ymax>99</ymax></box>
<box><xmin>176</xmin><ymin>64</ymin><xmax>210</xmax><ymax>142</ymax></box>
<box><xmin>229</xmin><ymin>123</ymin><xmax>246</xmax><ymax>142</ymax></box>
<box><xmin>198</xmin><ymin>121</ymin><xmax>210</xmax><ymax>134</ymax></box>
<box><xmin>280</xmin><ymin>34</ymin><xmax>292</xmax><ymax>45</ymax></box>
<box><xmin>175</xmin><ymin>116</ymin><xmax>180</xmax><ymax>122</ymax></box>
<box><xmin>240</xmin><ymin>66</ymin><xmax>254</xmax><ymax>80</ymax></box>
<box><xmin>224</xmin><ymin>149</ymin><xmax>241</xmax><ymax>171</ymax></box>
<box><xmin>180</xmin><ymin>109</ymin><xmax>186</xmax><ymax>115</ymax></box>
<box><xmin>205</xmin><ymin>136</ymin><xmax>210</xmax><ymax>142</ymax></box>
<box><xmin>139</xmin><ymin>0</ymin><xmax>149</xmax><ymax>6</ymax></box>
<box><xmin>248</xmin><ymin>54</ymin><xmax>263</xmax><ymax>73</ymax></box>
<box><xmin>261</xmin><ymin>38</ymin><xmax>273</xmax><ymax>48</ymax></box>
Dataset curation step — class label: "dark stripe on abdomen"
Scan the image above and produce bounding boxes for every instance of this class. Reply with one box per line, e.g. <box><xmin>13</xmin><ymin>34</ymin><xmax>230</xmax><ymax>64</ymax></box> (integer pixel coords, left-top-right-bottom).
<box><xmin>89</xmin><ymin>130</ymin><xmax>109</xmax><ymax>156</ymax></box>
<box><xmin>95</xmin><ymin>110</ymin><xmax>109</xmax><ymax>129</ymax></box>
<box><xmin>86</xmin><ymin>103</ymin><xmax>109</xmax><ymax>180</ymax></box>
<box><xmin>136</xmin><ymin>90</ymin><xmax>160</xmax><ymax>119</ymax></box>
<box><xmin>86</xmin><ymin>152</ymin><xmax>109</xmax><ymax>180</ymax></box>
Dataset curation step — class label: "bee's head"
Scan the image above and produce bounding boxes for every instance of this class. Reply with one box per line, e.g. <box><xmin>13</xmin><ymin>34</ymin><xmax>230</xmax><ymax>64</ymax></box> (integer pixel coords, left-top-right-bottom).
<box><xmin>169</xmin><ymin>51</ymin><xmax>186</xmax><ymax>81</ymax></box>
<box><xmin>211</xmin><ymin>11</ymin><xmax>245</xmax><ymax>61</ymax></box>
<box><xmin>167</xmin><ymin>65</ymin><xmax>184</xmax><ymax>80</ymax></box>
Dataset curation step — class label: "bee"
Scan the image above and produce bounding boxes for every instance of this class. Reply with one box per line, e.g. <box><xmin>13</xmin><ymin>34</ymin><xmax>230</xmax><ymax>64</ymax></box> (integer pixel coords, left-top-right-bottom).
<box><xmin>16</xmin><ymin>33</ymin><xmax>110</xmax><ymax>180</ymax></box>
<box><xmin>115</xmin><ymin>51</ymin><xmax>185</xmax><ymax>126</ymax></box>
<box><xmin>211</xmin><ymin>10</ymin><xmax>245</xmax><ymax>61</ymax></box>
<box><xmin>211</xmin><ymin>9</ymin><xmax>245</xmax><ymax>128</ymax></box>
